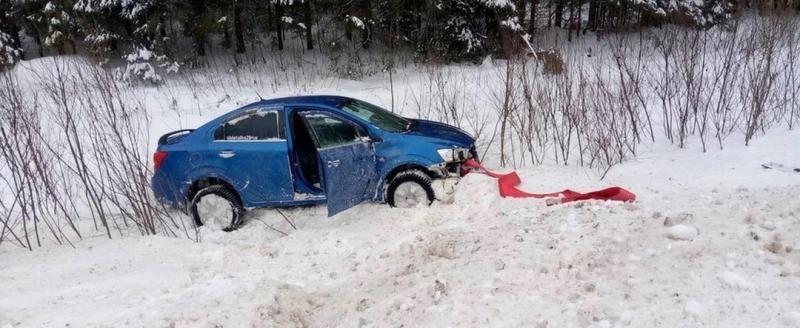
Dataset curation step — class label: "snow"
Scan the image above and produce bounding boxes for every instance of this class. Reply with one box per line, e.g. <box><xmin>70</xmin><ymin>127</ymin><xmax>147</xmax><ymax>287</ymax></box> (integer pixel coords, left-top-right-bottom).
<box><xmin>348</xmin><ymin>16</ymin><xmax>364</xmax><ymax>29</ymax></box>
<box><xmin>665</xmin><ymin>224</ymin><xmax>699</xmax><ymax>241</ymax></box>
<box><xmin>481</xmin><ymin>0</ymin><xmax>513</xmax><ymax>7</ymax></box>
<box><xmin>2</xmin><ymin>34</ymin><xmax>800</xmax><ymax>326</ymax></box>
<box><xmin>293</xmin><ymin>192</ymin><xmax>324</xmax><ymax>201</ymax></box>
<box><xmin>684</xmin><ymin>299</ymin><xmax>707</xmax><ymax>318</ymax></box>
<box><xmin>194</xmin><ymin>194</ymin><xmax>236</xmax><ymax>231</ymax></box>
<box><xmin>720</xmin><ymin>271</ymin><xmax>754</xmax><ymax>290</ymax></box>
<box><xmin>43</xmin><ymin>30</ymin><xmax>63</xmax><ymax>46</ymax></box>
<box><xmin>0</xmin><ymin>32</ymin><xmax>21</xmax><ymax>65</ymax></box>
<box><xmin>786</xmin><ymin>312</ymin><xmax>800</xmax><ymax>327</ymax></box>
<box><xmin>2</xmin><ymin>128</ymin><xmax>799</xmax><ymax>326</ymax></box>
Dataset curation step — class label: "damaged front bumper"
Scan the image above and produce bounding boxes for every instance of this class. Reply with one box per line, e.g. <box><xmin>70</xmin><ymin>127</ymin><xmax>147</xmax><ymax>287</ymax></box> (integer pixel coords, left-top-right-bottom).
<box><xmin>429</xmin><ymin>145</ymin><xmax>477</xmax><ymax>177</ymax></box>
<box><xmin>427</xmin><ymin>146</ymin><xmax>478</xmax><ymax>203</ymax></box>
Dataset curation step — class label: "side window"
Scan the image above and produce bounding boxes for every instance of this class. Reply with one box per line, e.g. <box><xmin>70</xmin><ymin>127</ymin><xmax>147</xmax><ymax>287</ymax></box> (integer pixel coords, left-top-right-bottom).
<box><xmin>304</xmin><ymin>114</ymin><xmax>362</xmax><ymax>149</ymax></box>
<box><xmin>215</xmin><ymin>110</ymin><xmax>283</xmax><ymax>141</ymax></box>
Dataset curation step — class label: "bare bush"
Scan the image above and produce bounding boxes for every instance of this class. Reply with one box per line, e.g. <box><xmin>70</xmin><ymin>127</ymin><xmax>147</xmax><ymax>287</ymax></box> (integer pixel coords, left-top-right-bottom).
<box><xmin>650</xmin><ymin>27</ymin><xmax>681</xmax><ymax>144</ymax></box>
<box><xmin>534</xmin><ymin>49</ymin><xmax>566</xmax><ymax>75</ymax></box>
<box><xmin>493</xmin><ymin>49</ymin><xmax>643</xmax><ymax>170</ymax></box>
<box><xmin>741</xmin><ymin>16</ymin><xmax>786</xmax><ymax>145</ymax></box>
<box><xmin>584</xmin><ymin>64</ymin><xmax>640</xmax><ymax>168</ymax></box>
<box><xmin>407</xmin><ymin>66</ymin><xmax>494</xmax><ymax>159</ymax></box>
<box><xmin>710</xmin><ymin>21</ymin><xmax>744</xmax><ymax>149</ymax></box>
<box><xmin>494</xmin><ymin>58</ymin><xmax>521</xmax><ymax>167</ymax></box>
<box><xmin>495</xmin><ymin>14</ymin><xmax>798</xmax><ymax>170</ymax></box>
<box><xmin>780</xmin><ymin>16</ymin><xmax>800</xmax><ymax>129</ymax></box>
<box><xmin>514</xmin><ymin>59</ymin><xmax>549</xmax><ymax>165</ymax></box>
<box><xmin>0</xmin><ymin>58</ymin><xmax>189</xmax><ymax>250</ymax></box>
<box><xmin>648</xmin><ymin>14</ymin><xmax>797</xmax><ymax>150</ymax></box>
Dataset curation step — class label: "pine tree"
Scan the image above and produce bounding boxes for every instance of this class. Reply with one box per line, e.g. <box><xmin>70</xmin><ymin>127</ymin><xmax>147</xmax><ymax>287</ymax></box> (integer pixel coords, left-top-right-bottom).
<box><xmin>42</xmin><ymin>0</ymin><xmax>77</xmax><ymax>55</ymax></box>
<box><xmin>0</xmin><ymin>0</ymin><xmax>739</xmax><ymax>73</ymax></box>
<box><xmin>0</xmin><ymin>31</ymin><xmax>22</xmax><ymax>68</ymax></box>
<box><xmin>19</xmin><ymin>0</ymin><xmax>48</xmax><ymax>57</ymax></box>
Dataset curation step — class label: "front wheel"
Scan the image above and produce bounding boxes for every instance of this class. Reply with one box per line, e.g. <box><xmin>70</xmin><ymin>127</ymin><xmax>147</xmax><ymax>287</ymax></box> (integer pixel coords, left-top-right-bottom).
<box><xmin>386</xmin><ymin>170</ymin><xmax>435</xmax><ymax>208</ymax></box>
<box><xmin>190</xmin><ymin>185</ymin><xmax>244</xmax><ymax>232</ymax></box>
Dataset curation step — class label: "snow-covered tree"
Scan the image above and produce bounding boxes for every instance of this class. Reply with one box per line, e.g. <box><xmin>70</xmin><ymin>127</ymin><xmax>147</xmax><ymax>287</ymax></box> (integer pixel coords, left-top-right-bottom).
<box><xmin>42</xmin><ymin>1</ymin><xmax>77</xmax><ymax>54</ymax></box>
<box><xmin>416</xmin><ymin>0</ymin><xmax>514</xmax><ymax>61</ymax></box>
<box><xmin>0</xmin><ymin>0</ymin><xmax>746</xmax><ymax>76</ymax></box>
<box><xmin>0</xmin><ymin>1</ymin><xmax>23</xmax><ymax>66</ymax></box>
<box><xmin>0</xmin><ymin>31</ymin><xmax>22</xmax><ymax>68</ymax></box>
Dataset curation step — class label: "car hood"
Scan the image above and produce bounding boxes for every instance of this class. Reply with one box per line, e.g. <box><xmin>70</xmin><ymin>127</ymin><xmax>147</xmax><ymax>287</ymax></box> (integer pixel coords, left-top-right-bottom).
<box><xmin>405</xmin><ymin>119</ymin><xmax>474</xmax><ymax>147</ymax></box>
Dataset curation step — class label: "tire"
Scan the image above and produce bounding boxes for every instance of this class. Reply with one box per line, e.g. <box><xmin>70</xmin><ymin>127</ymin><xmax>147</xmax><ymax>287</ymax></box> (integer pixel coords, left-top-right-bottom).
<box><xmin>189</xmin><ymin>185</ymin><xmax>244</xmax><ymax>232</ymax></box>
<box><xmin>386</xmin><ymin>170</ymin><xmax>435</xmax><ymax>208</ymax></box>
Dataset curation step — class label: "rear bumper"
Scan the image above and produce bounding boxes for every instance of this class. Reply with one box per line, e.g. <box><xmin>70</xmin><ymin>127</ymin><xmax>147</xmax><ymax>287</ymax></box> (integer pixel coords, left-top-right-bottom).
<box><xmin>151</xmin><ymin>171</ymin><xmax>186</xmax><ymax>208</ymax></box>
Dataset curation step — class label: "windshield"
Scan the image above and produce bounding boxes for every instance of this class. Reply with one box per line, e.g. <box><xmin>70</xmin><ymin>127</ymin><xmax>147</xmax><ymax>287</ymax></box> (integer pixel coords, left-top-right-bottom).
<box><xmin>337</xmin><ymin>100</ymin><xmax>409</xmax><ymax>132</ymax></box>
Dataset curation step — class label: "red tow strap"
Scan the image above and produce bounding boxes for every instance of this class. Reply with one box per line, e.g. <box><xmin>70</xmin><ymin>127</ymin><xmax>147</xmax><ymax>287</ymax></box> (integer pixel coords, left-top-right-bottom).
<box><xmin>462</xmin><ymin>159</ymin><xmax>636</xmax><ymax>205</ymax></box>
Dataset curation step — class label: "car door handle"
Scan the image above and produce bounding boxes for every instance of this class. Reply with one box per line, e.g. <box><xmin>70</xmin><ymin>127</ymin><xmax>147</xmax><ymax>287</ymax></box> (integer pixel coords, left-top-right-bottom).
<box><xmin>327</xmin><ymin>159</ymin><xmax>340</xmax><ymax>168</ymax></box>
<box><xmin>219</xmin><ymin>150</ymin><xmax>236</xmax><ymax>159</ymax></box>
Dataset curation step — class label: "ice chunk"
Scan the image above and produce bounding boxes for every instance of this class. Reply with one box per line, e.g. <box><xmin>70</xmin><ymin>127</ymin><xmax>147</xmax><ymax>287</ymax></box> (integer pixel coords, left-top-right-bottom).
<box><xmin>665</xmin><ymin>224</ymin><xmax>698</xmax><ymax>241</ymax></box>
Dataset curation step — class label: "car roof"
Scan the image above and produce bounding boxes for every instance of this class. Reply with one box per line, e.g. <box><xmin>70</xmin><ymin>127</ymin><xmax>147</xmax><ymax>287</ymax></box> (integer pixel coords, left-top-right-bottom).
<box><xmin>251</xmin><ymin>95</ymin><xmax>352</xmax><ymax>108</ymax></box>
<box><xmin>197</xmin><ymin>95</ymin><xmax>356</xmax><ymax>131</ymax></box>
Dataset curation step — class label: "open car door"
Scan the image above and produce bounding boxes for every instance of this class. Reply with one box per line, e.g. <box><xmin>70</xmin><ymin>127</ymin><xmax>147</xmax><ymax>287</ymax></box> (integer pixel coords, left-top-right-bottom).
<box><xmin>300</xmin><ymin>112</ymin><xmax>378</xmax><ymax>216</ymax></box>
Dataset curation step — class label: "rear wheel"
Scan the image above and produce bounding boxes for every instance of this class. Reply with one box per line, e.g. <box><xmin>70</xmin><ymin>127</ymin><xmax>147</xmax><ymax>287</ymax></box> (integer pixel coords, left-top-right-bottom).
<box><xmin>190</xmin><ymin>185</ymin><xmax>244</xmax><ymax>232</ymax></box>
<box><xmin>387</xmin><ymin>170</ymin><xmax>435</xmax><ymax>208</ymax></box>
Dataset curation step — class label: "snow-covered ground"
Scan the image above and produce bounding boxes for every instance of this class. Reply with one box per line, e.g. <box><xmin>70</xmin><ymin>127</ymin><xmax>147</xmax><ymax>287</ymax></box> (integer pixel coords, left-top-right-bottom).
<box><xmin>2</xmin><ymin>34</ymin><xmax>800</xmax><ymax>327</ymax></box>
<box><xmin>2</xmin><ymin>124</ymin><xmax>799</xmax><ymax>327</ymax></box>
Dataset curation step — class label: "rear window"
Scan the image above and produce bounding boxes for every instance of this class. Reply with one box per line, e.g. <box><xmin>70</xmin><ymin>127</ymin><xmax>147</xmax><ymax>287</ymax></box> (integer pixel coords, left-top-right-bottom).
<box><xmin>214</xmin><ymin>110</ymin><xmax>283</xmax><ymax>141</ymax></box>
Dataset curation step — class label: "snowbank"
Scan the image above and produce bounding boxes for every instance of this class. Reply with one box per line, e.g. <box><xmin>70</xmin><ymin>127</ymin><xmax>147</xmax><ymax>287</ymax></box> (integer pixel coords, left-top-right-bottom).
<box><xmin>2</xmin><ymin>132</ymin><xmax>799</xmax><ymax>326</ymax></box>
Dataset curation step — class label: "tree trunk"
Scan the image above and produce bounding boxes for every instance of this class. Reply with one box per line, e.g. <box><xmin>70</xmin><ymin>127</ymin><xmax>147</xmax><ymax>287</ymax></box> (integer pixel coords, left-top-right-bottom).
<box><xmin>568</xmin><ymin>2</ymin><xmax>574</xmax><ymax>41</ymax></box>
<box><xmin>157</xmin><ymin>13</ymin><xmax>169</xmax><ymax>45</ymax></box>
<box><xmin>223</xmin><ymin>25</ymin><xmax>231</xmax><ymax>49</ymax></box>
<box><xmin>182</xmin><ymin>20</ymin><xmax>191</xmax><ymax>37</ymax></box>
<box><xmin>343</xmin><ymin>0</ymin><xmax>353</xmax><ymax>41</ymax></box>
<box><xmin>275</xmin><ymin>2</ymin><xmax>284</xmax><ymax>50</ymax></box>
<box><xmin>304</xmin><ymin>0</ymin><xmax>313</xmax><ymax>50</ymax></box>
<box><xmin>528</xmin><ymin>0</ymin><xmax>537</xmax><ymax>35</ymax></box>
<box><xmin>587</xmin><ymin>0</ymin><xmax>597</xmax><ymax>30</ymax></box>
<box><xmin>362</xmin><ymin>0</ymin><xmax>372</xmax><ymax>49</ymax></box>
<box><xmin>516</xmin><ymin>0</ymin><xmax>526</xmax><ymax>26</ymax></box>
<box><xmin>67</xmin><ymin>38</ymin><xmax>77</xmax><ymax>54</ymax></box>
<box><xmin>191</xmin><ymin>0</ymin><xmax>207</xmax><ymax>56</ymax></box>
<box><xmin>158</xmin><ymin>14</ymin><xmax>168</xmax><ymax>38</ymax></box>
<box><xmin>34</xmin><ymin>33</ymin><xmax>44</xmax><ymax>57</ymax></box>
<box><xmin>484</xmin><ymin>6</ymin><xmax>500</xmax><ymax>51</ymax></box>
<box><xmin>234</xmin><ymin>0</ymin><xmax>246</xmax><ymax>53</ymax></box>
<box><xmin>554</xmin><ymin>0</ymin><xmax>563</xmax><ymax>28</ymax></box>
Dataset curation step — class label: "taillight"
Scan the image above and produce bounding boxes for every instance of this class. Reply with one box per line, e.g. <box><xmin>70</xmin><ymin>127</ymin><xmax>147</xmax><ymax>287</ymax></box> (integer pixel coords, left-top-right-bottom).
<box><xmin>153</xmin><ymin>151</ymin><xmax>168</xmax><ymax>171</ymax></box>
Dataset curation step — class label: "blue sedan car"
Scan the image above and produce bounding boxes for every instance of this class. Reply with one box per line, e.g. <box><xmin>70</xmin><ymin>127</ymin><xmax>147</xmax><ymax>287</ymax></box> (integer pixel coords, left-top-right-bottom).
<box><xmin>152</xmin><ymin>96</ymin><xmax>476</xmax><ymax>231</ymax></box>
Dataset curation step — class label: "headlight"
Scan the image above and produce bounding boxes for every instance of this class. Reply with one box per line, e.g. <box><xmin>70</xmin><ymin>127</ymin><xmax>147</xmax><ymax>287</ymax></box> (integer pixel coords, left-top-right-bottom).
<box><xmin>437</xmin><ymin>148</ymin><xmax>471</xmax><ymax>162</ymax></box>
